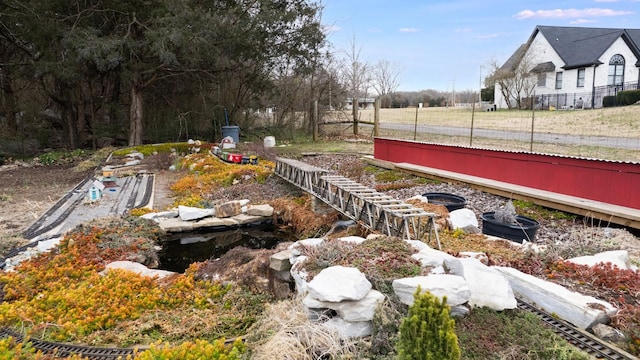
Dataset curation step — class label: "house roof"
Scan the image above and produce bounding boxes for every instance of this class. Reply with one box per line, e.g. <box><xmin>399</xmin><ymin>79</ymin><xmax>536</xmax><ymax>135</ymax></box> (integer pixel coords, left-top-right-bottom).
<box><xmin>500</xmin><ymin>44</ymin><xmax>527</xmax><ymax>72</ymax></box>
<box><xmin>504</xmin><ymin>25</ymin><xmax>640</xmax><ymax>71</ymax></box>
<box><xmin>530</xmin><ymin>61</ymin><xmax>556</xmax><ymax>73</ymax></box>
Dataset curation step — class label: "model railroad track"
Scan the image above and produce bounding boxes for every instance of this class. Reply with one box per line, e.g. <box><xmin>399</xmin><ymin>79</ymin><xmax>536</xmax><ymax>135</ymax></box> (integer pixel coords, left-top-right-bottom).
<box><xmin>517</xmin><ymin>300</ymin><xmax>637</xmax><ymax>359</ymax></box>
<box><xmin>0</xmin><ymin>328</ymin><xmax>137</xmax><ymax>359</ymax></box>
<box><xmin>22</xmin><ymin>176</ymin><xmax>93</xmax><ymax>240</ymax></box>
<box><xmin>0</xmin><ymin>327</ymin><xmax>243</xmax><ymax>359</ymax></box>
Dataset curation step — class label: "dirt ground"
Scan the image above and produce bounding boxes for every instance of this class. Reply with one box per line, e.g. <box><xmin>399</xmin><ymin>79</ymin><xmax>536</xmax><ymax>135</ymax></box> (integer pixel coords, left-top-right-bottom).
<box><xmin>0</xmin><ymin>153</ymin><xmax>184</xmax><ymax>256</ymax></box>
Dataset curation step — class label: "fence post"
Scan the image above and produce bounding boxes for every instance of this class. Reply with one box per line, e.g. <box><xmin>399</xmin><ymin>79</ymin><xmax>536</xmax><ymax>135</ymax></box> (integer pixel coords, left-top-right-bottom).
<box><xmin>413</xmin><ymin>106</ymin><xmax>418</xmax><ymax>141</ymax></box>
<box><xmin>470</xmin><ymin>95</ymin><xmax>476</xmax><ymax>146</ymax></box>
<box><xmin>374</xmin><ymin>98</ymin><xmax>380</xmax><ymax>137</ymax></box>
<box><xmin>530</xmin><ymin>93</ymin><xmax>535</xmax><ymax>152</ymax></box>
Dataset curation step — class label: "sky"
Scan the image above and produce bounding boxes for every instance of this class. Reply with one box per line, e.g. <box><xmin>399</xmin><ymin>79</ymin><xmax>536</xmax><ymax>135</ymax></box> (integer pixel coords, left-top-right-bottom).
<box><xmin>320</xmin><ymin>0</ymin><xmax>640</xmax><ymax>92</ymax></box>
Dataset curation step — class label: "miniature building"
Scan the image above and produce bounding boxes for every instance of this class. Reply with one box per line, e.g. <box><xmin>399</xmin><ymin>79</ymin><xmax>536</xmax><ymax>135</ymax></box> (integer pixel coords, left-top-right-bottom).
<box><xmin>102</xmin><ymin>175</ymin><xmax>118</xmax><ymax>188</ymax></box>
<box><xmin>88</xmin><ymin>180</ymin><xmax>105</xmax><ymax>201</ymax></box>
<box><xmin>102</xmin><ymin>167</ymin><xmax>115</xmax><ymax>177</ymax></box>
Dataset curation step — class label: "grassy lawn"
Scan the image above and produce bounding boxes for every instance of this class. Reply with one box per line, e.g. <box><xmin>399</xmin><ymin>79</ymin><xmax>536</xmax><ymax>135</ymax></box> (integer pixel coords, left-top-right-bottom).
<box><xmin>326</xmin><ymin>105</ymin><xmax>640</xmax><ymax>138</ymax></box>
<box><xmin>318</xmin><ymin>105</ymin><xmax>640</xmax><ymax>162</ymax></box>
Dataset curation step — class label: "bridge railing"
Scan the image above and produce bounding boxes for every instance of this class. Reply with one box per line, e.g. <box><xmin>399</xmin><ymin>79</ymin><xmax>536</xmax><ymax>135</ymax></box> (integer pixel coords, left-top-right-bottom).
<box><xmin>275</xmin><ymin>157</ymin><xmax>440</xmax><ymax>245</ymax></box>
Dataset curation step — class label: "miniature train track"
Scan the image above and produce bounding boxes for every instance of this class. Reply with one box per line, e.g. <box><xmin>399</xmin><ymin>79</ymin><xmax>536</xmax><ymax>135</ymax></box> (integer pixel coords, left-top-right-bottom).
<box><xmin>517</xmin><ymin>300</ymin><xmax>637</xmax><ymax>359</ymax></box>
<box><xmin>0</xmin><ymin>328</ymin><xmax>137</xmax><ymax>359</ymax></box>
<box><xmin>22</xmin><ymin>177</ymin><xmax>92</xmax><ymax>240</ymax></box>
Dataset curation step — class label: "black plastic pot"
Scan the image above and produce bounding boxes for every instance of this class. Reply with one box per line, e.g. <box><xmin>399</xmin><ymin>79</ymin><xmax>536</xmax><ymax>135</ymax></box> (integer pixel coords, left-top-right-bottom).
<box><xmin>423</xmin><ymin>192</ymin><xmax>467</xmax><ymax>212</ymax></box>
<box><xmin>481</xmin><ymin>212</ymin><xmax>540</xmax><ymax>243</ymax></box>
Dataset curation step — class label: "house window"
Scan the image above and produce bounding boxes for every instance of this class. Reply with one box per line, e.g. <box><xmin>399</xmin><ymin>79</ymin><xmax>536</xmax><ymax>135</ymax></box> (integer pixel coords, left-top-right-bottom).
<box><xmin>577</xmin><ymin>68</ymin><xmax>585</xmax><ymax>87</ymax></box>
<box><xmin>555</xmin><ymin>72</ymin><xmax>563</xmax><ymax>89</ymax></box>
<box><xmin>608</xmin><ymin>54</ymin><xmax>625</xmax><ymax>86</ymax></box>
<box><xmin>537</xmin><ymin>73</ymin><xmax>546</xmax><ymax>87</ymax></box>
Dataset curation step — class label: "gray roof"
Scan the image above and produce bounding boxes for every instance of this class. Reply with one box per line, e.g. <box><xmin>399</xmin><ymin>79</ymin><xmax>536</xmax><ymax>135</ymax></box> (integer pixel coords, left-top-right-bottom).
<box><xmin>504</xmin><ymin>25</ymin><xmax>640</xmax><ymax>71</ymax></box>
<box><xmin>530</xmin><ymin>61</ymin><xmax>556</xmax><ymax>73</ymax></box>
<box><xmin>500</xmin><ymin>44</ymin><xmax>527</xmax><ymax>72</ymax></box>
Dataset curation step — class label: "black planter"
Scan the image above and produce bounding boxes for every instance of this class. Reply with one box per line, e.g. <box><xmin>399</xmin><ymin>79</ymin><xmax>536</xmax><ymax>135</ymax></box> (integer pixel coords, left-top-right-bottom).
<box><xmin>423</xmin><ymin>192</ymin><xmax>467</xmax><ymax>212</ymax></box>
<box><xmin>481</xmin><ymin>212</ymin><xmax>540</xmax><ymax>243</ymax></box>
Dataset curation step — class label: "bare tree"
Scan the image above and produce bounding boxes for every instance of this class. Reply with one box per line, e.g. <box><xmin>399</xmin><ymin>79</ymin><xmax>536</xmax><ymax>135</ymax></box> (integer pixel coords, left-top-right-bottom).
<box><xmin>371</xmin><ymin>60</ymin><xmax>402</xmax><ymax>107</ymax></box>
<box><xmin>488</xmin><ymin>44</ymin><xmax>538</xmax><ymax>109</ymax></box>
<box><xmin>340</xmin><ymin>36</ymin><xmax>369</xmax><ymax>135</ymax></box>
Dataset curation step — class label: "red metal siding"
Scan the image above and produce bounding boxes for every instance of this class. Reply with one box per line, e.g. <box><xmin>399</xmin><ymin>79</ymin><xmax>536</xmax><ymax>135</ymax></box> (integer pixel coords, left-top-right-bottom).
<box><xmin>374</xmin><ymin>138</ymin><xmax>640</xmax><ymax>209</ymax></box>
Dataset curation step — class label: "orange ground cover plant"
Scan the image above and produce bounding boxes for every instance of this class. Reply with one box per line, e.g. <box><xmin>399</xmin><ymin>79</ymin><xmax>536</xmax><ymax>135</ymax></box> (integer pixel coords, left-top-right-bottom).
<box><xmin>0</xmin><ymin>218</ymin><xmax>231</xmax><ymax>343</ymax></box>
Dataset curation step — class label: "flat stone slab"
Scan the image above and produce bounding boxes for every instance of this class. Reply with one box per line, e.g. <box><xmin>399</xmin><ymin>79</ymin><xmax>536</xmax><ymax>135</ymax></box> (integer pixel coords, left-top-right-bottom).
<box><xmin>157</xmin><ymin>214</ymin><xmax>271</xmax><ymax>232</ymax></box>
<box><xmin>270</xmin><ymin>249</ymin><xmax>293</xmax><ymax>272</ymax></box>
<box><xmin>495</xmin><ymin>266</ymin><xmax>617</xmax><ymax>329</ymax></box>
<box><xmin>157</xmin><ymin>217</ymin><xmax>194</xmax><ymax>232</ymax></box>
<box><xmin>233</xmin><ymin>213</ymin><xmax>269</xmax><ymax>225</ymax></box>
<box><xmin>193</xmin><ymin>217</ymin><xmax>239</xmax><ymax>229</ymax></box>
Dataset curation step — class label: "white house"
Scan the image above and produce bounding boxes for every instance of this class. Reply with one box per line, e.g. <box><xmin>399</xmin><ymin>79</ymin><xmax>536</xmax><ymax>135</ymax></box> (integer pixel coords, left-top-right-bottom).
<box><xmin>495</xmin><ymin>25</ymin><xmax>640</xmax><ymax>109</ymax></box>
<box><xmin>345</xmin><ymin>97</ymin><xmax>376</xmax><ymax>110</ymax></box>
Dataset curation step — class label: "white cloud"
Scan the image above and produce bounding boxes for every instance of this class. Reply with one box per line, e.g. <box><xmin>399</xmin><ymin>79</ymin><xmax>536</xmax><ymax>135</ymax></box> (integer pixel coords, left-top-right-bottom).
<box><xmin>514</xmin><ymin>8</ymin><xmax>633</xmax><ymax>20</ymax></box>
<box><xmin>570</xmin><ymin>18</ymin><xmax>598</xmax><ymax>24</ymax></box>
<box><xmin>477</xmin><ymin>33</ymin><xmax>498</xmax><ymax>39</ymax></box>
<box><xmin>398</xmin><ymin>27</ymin><xmax>419</xmax><ymax>33</ymax></box>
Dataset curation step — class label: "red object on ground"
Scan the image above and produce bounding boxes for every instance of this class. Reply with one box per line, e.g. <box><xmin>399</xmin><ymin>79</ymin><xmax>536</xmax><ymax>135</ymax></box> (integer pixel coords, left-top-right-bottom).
<box><xmin>228</xmin><ymin>153</ymin><xmax>243</xmax><ymax>163</ymax></box>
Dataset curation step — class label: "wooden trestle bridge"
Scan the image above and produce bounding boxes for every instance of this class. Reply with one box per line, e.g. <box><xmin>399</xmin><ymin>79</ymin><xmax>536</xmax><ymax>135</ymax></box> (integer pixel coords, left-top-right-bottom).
<box><xmin>274</xmin><ymin>157</ymin><xmax>441</xmax><ymax>245</ymax></box>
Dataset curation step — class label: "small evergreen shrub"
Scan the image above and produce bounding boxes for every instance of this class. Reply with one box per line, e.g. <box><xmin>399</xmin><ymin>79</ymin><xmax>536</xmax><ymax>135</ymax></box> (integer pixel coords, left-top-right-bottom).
<box><xmin>396</xmin><ymin>287</ymin><xmax>461</xmax><ymax>360</ymax></box>
<box><xmin>616</xmin><ymin>90</ymin><xmax>640</xmax><ymax>106</ymax></box>
<box><xmin>603</xmin><ymin>95</ymin><xmax>616</xmax><ymax>108</ymax></box>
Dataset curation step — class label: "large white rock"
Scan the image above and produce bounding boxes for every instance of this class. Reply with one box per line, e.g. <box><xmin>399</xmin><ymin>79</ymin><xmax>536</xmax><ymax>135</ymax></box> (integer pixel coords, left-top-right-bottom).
<box><xmin>336</xmin><ymin>236</ymin><xmax>367</xmax><ymax>244</ymax></box>
<box><xmin>37</xmin><ymin>237</ymin><xmax>62</xmax><ymax>253</ymax></box>
<box><xmin>495</xmin><ymin>266</ymin><xmax>618</xmax><ymax>329</ymax></box>
<box><xmin>405</xmin><ymin>239</ymin><xmax>430</xmax><ymax>251</ymax></box>
<box><xmin>141</xmin><ymin>210</ymin><xmax>179</xmax><ymax>221</ymax></box>
<box><xmin>178</xmin><ymin>205</ymin><xmax>215</xmax><ymax>221</ymax></box>
<box><xmin>307</xmin><ymin>266</ymin><xmax>372</xmax><ymax>302</ymax></box>
<box><xmin>103</xmin><ymin>261</ymin><xmax>175</xmax><ymax>280</ymax></box>
<box><xmin>567</xmin><ymin>250</ymin><xmax>633</xmax><ymax>270</ymax></box>
<box><xmin>322</xmin><ymin>317</ymin><xmax>373</xmax><ymax>338</ymax></box>
<box><xmin>445</xmin><ymin>257</ymin><xmax>517</xmax><ymax>310</ymax></box>
<box><xmin>290</xmin><ymin>255</ymin><xmax>310</xmax><ymax>295</ymax></box>
<box><xmin>4</xmin><ymin>247</ymin><xmax>40</xmax><ymax>272</ymax></box>
<box><xmin>303</xmin><ymin>290</ymin><xmax>386</xmax><ymax>322</ymax></box>
<box><xmin>449</xmin><ymin>208</ymin><xmax>479</xmax><ymax>229</ymax></box>
<box><xmin>392</xmin><ymin>275</ymin><xmax>471</xmax><ymax>306</ymax></box>
<box><xmin>412</xmin><ymin>247</ymin><xmax>456</xmax><ymax>268</ymax></box>
<box><xmin>289</xmin><ymin>238</ymin><xmax>325</xmax><ymax>252</ymax></box>
<box><xmin>288</xmin><ymin>238</ymin><xmax>325</xmax><ymax>261</ymax></box>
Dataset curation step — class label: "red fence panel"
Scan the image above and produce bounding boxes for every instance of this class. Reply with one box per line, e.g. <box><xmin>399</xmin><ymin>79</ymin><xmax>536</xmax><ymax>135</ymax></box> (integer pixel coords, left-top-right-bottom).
<box><xmin>374</xmin><ymin>138</ymin><xmax>640</xmax><ymax>209</ymax></box>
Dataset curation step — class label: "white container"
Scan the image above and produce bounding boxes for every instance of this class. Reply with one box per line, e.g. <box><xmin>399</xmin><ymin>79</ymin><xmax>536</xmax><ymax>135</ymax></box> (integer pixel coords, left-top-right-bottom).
<box><xmin>264</xmin><ymin>136</ymin><xmax>275</xmax><ymax>148</ymax></box>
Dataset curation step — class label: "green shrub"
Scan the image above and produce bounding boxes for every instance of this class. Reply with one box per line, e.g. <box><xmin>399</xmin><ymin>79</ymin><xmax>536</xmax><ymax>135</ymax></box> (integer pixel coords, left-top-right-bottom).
<box><xmin>617</xmin><ymin>90</ymin><xmax>640</xmax><ymax>106</ymax></box>
<box><xmin>603</xmin><ymin>95</ymin><xmax>616</xmax><ymax>108</ymax></box>
<box><xmin>396</xmin><ymin>288</ymin><xmax>461</xmax><ymax>360</ymax></box>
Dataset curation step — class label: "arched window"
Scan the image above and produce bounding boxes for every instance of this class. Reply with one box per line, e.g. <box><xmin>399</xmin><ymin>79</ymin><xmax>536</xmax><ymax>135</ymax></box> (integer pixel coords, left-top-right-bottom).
<box><xmin>608</xmin><ymin>54</ymin><xmax>625</xmax><ymax>86</ymax></box>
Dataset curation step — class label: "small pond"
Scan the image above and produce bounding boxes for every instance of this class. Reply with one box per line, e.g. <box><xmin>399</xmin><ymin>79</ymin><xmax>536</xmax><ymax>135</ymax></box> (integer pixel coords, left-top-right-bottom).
<box><xmin>157</xmin><ymin>222</ymin><xmax>287</xmax><ymax>273</ymax></box>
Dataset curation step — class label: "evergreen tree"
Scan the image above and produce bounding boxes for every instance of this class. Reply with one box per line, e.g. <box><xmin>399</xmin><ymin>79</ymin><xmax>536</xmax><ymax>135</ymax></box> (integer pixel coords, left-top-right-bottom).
<box><xmin>396</xmin><ymin>287</ymin><xmax>461</xmax><ymax>360</ymax></box>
